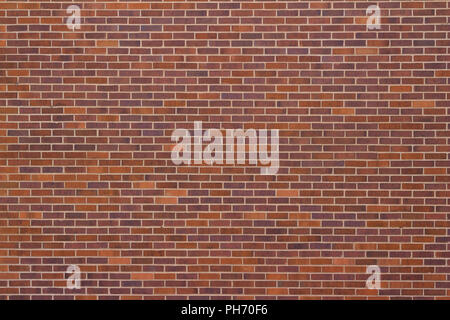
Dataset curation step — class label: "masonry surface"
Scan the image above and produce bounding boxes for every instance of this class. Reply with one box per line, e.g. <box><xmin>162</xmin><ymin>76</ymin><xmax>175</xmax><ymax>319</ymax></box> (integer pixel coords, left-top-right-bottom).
<box><xmin>0</xmin><ymin>0</ymin><xmax>449</xmax><ymax>300</ymax></box>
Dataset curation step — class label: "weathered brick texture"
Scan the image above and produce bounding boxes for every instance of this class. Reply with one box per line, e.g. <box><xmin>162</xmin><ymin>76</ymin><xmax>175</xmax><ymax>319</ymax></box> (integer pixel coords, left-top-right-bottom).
<box><xmin>0</xmin><ymin>0</ymin><xmax>449</xmax><ymax>299</ymax></box>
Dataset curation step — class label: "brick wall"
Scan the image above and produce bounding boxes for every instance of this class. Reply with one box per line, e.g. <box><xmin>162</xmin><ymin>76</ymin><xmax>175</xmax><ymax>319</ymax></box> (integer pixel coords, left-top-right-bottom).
<box><xmin>0</xmin><ymin>0</ymin><xmax>449</xmax><ymax>300</ymax></box>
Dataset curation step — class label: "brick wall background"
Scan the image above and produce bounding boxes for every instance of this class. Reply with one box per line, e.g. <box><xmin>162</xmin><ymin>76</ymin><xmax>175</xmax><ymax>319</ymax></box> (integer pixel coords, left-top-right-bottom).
<box><xmin>0</xmin><ymin>0</ymin><xmax>449</xmax><ymax>300</ymax></box>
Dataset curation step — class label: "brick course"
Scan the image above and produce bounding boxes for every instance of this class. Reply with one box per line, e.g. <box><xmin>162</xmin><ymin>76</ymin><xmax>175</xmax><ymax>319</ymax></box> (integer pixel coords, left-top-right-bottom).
<box><xmin>0</xmin><ymin>0</ymin><xmax>449</xmax><ymax>299</ymax></box>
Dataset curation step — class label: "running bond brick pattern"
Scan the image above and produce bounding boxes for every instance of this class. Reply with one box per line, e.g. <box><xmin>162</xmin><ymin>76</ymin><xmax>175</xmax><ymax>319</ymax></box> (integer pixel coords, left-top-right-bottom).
<box><xmin>0</xmin><ymin>0</ymin><xmax>449</xmax><ymax>300</ymax></box>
